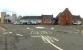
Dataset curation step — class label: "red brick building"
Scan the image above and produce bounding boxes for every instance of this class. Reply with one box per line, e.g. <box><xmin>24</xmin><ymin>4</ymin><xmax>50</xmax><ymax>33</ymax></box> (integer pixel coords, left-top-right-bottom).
<box><xmin>56</xmin><ymin>8</ymin><xmax>82</xmax><ymax>25</ymax></box>
<box><xmin>58</xmin><ymin>8</ymin><xmax>73</xmax><ymax>25</ymax></box>
<box><xmin>42</xmin><ymin>15</ymin><xmax>53</xmax><ymax>24</ymax></box>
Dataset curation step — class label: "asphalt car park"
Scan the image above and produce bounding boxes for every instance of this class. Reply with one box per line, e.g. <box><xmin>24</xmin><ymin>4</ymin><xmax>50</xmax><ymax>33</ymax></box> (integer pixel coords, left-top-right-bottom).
<box><xmin>0</xmin><ymin>24</ymin><xmax>83</xmax><ymax>50</ymax></box>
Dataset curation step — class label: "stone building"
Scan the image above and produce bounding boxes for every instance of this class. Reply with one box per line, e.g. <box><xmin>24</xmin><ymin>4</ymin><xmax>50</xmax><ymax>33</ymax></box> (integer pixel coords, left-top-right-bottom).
<box><xmin>0</xmin><ymin>12</ymin><xmax>6</xmax><ymax>24</ymax></box>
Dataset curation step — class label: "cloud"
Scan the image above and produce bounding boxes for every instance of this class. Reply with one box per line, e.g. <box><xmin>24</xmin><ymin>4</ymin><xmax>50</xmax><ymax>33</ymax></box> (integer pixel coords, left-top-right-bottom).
<box><xmin>0</xmin><ymin>0</ymin><xmax>83</xmax><ymax>17</ymax></box>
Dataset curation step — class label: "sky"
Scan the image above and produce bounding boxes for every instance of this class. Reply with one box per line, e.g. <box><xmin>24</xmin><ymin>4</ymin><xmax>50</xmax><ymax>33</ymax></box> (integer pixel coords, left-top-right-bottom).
<box><xmin>0</xmin><ymin>0</ymin><xmax>83</xmax><ymax>17</ymax></box>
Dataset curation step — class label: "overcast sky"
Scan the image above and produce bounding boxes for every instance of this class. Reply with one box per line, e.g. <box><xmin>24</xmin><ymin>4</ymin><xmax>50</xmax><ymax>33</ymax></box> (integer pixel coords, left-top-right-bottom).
<box><xmin>0</xmin><ymin>0</ymin><xmax>83</xmax><ymax>17</ymax></box>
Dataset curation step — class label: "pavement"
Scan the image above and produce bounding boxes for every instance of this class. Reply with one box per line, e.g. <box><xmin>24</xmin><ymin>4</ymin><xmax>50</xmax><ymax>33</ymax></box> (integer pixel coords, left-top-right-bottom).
<box><xmin>0</xmin><ymin>25</ymin><xmax>6</xmax><ymax>32</ymax></box>
<box><xmin>0</xmin><ymin>24</ymin><xmax>83</xmax><ymax>50</ymax></box>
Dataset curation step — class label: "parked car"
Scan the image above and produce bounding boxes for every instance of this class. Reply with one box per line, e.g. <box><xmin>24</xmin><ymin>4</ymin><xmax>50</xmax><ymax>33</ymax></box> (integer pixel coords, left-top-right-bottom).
<box><xmin>73</xmin><ymin>21</ymin><xmax>82</xmax><ymax>25</ymax></box>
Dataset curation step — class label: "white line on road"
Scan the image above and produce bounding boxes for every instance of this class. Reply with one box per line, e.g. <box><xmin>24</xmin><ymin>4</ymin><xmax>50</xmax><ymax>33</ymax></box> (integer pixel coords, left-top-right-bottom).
<box><xmin>26</xmin><ymin>27</ymin><xmax>30</xmax><ymax>29</ymax></box>
<box><xmin>41</xmin><ymin>36</ymin><xmax>63</xmax><ymax>50</ymax></box>
<box><xmin>35</xmin><ymin>27</ymin><xmax>45</xmax><ymax>29</ymax></box>
<box><xmin>9</xmin><ymin>32</ymin><xmax>13</xmax><ymax>34</ymax></box>
<box><xmin>48</xmin><ymin>40</ymin><xmax>63</xmax><ymax>50</ymax></box>
<box><xmin>31</xmin><ymin>35</ymin><xmax>41</xmax><ymax>37</ymax></box>
<box><xmin>16</xmin><ymin>34</ymin><xmax>23</xmax><ymax>36</ymax></box>
<box><xmin>52</xmin><ymin>37</ymin><xmax>59</xmax><ymax>41</ymax></box>
<box><xmin>51</xmin><ymin>27</ymin><xmax>54</xmax><ymax>30</ymax></box>
<box><xmin>46</xmin><ymin>36</ymin><xmax>54</xmax><ymax>42</ymax></box>
<box><xmin>42</xmin><ymin>31</ymin><xmax>48</xmax><ymax>34</ymax></box>
<box><xmin>41</xmin><ymin>36</ymin><xmax>49</xmax><ymax>43</ymax></box>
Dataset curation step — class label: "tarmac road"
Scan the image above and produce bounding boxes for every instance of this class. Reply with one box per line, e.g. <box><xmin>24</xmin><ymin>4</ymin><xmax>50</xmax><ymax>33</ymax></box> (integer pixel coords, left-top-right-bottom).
<box><xmin>0</xmin><ymin>24</ymin><xmax>83</xmax><ymax>50</ymax></box>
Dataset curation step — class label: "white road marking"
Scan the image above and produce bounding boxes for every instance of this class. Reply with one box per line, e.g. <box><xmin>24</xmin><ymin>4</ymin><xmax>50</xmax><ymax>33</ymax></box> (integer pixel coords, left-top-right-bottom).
<box><xmin>2</xmin><ymin>31</ymin><xmax>13</xmax><ymax>35</ymax></box>
<box><xmin>41</xmin><ymin>36</ymin><xmax>63</xmax><ymax>50</ymax></box>
<box><xmin>35</xmin><ymin>27</ymin><xmax>45</xmax><ymax>29</ymax></box>
<box><xmin>52</xmin><ymin>37</ymin><xmax>59</xmax><ymax>41</ymax></box>
<box><xmin>46</xmin><ymin>36</ymin><xmax>54</xmax><ymax>42</ymax></box>
<box><xmin>44</xmin><ymin>36</ymin><xmax>59</xmax><ymax>42</ymax></box>
<box><xmin>51</xmin><ymin>27</ymin><xmax>54</xmax><ymax>30</ymax></box>
<box><xmin>16</xmin><ymin>34</ymin><xmax>23</xmax><ymax>36</ymax></box>
<box><xmin>42</xmin><ymin>31</ymin><xmax>48</xmax><ymax>34</ymax></box>
<box><xmin>41</xmin><ymin>36</ymin><xmax>48</xmax><ymax>43</ymax></box>
<box><xmin>31</xmin><ymin>36</ymin><xmax>41</xmax><ymax>37</ymax></box>
<box><xmin>26</xmin><ymin>27</ymin><xmax>30</xmax><ymax>29</ymax></box>
<box><xmin>45</xmin><ymin>31</ymin><xmax>48</xmax><ymax>34</ymax></box>
<box><xmin>30</xmin><ymin>31</ymin><xmax>62</xmax><ymax>50</ymax></box>
<box><xmin>9</xmin><ymin>32</ymin><xmax>13</xmax><ymax>34</ymax></box>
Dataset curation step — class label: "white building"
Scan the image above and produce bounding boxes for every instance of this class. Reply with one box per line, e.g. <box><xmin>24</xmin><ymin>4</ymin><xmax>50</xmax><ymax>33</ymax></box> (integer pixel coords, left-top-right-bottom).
<box><xmin>19</xmin><ymin>16</ymin><xmax>42</xmax><ymax>24</ymax></box>
<box><xmin>12</xmin><ymin>14</ymin><xmax>17</xmax><ymax>23</ymax></box>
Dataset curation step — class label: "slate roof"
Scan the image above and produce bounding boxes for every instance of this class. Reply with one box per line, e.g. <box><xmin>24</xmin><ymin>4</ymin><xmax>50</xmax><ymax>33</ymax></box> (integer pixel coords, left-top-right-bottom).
<box><xmin>56</xmin><ymin>8</ymin><xmax>71</xmax><ymax>18</ymax></box>
<box><xmin>20</xmin><ymin>15</ymin><xmax>53</xmax><ymax>20</ymax></box>
<box><xmin>55</xmin><ymin>12</ymin><xmax>64</xmax><ymax>20</ymax></box>
<box><xmin>72</xmin><ymin>15</ymin><xmax>81</xmax><ymax>20</ymax></box>
<box><xmin>56</xmin><ymin>8</ymin><xmax>81</xmax><ymax>20</ymax></box>
<box><xmin>20</xmin><ymin>16</ymin><xmax>42</xmax><ymax>20</ymax></box>
<box><xmin>42</xmin><ymin>15</ymin><xmax>53</xmax><ymax>18</ymax></box>
<box><xmin>56</xmin><ymin>12</ymin><xmax>81</xmax><ymax>20</ymax></box>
